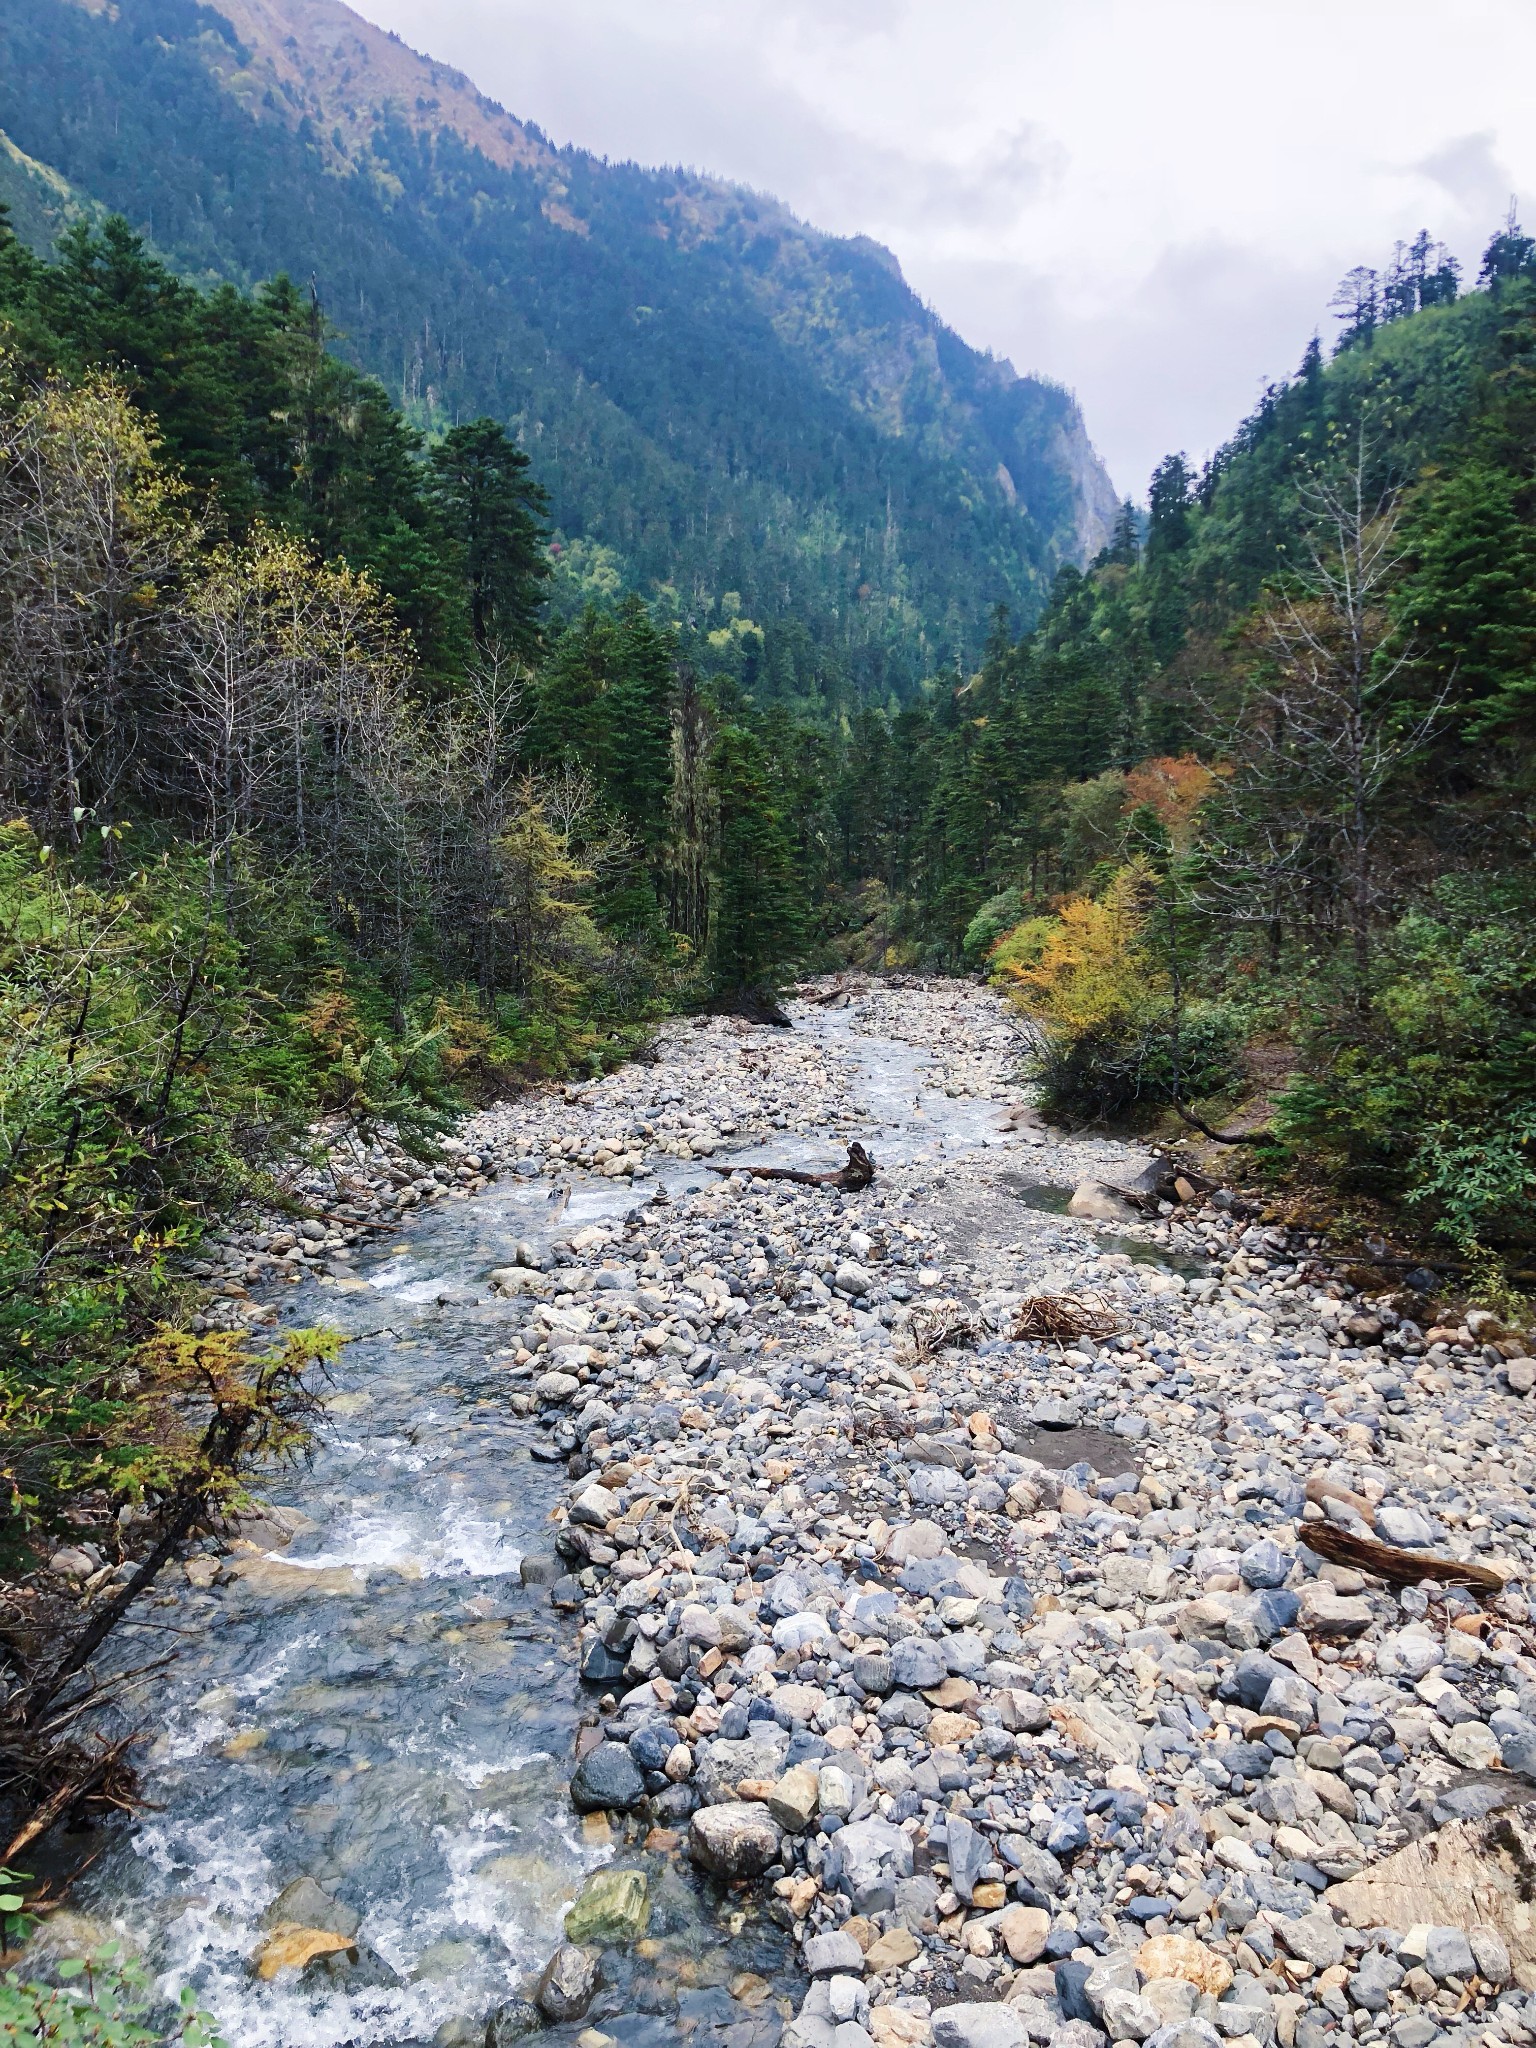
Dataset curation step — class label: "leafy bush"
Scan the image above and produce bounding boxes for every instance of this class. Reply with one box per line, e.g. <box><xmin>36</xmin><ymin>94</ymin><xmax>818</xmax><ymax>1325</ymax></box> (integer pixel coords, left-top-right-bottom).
<box><xmin>0</xmin><ymin>1945</ymin><xmax>220</xmax><ymax>2047</ymax></box>
<box><xmin>996</xmin><ymin>865</ymin><xmax>1242</xmax><ymax>1124</ymax></box>
<box><xmin>961</xmin><ymin>888</ymin><xmax>1024</xmax><ymax>966</ymax></box>
<box><xmin>1274</xmin><ymin>876</ymin><xmax>1536</xmax><ymax>1249</ymax></box>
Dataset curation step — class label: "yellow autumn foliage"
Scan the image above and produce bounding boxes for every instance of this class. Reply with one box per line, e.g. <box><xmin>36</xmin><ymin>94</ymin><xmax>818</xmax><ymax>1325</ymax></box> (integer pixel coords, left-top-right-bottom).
<box><xmin>997</xmin><ymin>863</ymin><xmax>1166</xmax><ymax>1031</ymax></box>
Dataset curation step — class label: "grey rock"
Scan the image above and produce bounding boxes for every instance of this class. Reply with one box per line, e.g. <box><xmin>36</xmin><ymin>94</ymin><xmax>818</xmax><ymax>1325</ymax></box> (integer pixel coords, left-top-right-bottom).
<box><xmin>688</xmin><ymin>1801</ymin><xmax>783</xmax><ymax>1879</ymax></box>
<box><xmin>782</xmin><ymin>2016</ymin><xmax>838</xmax><ymax>2048</ymax></box>
<box><xmin>485</xmin><ymin>2001</ymin><xmax>544</xmax><ymax>2044</ymax></box>
<box><xmin>804</xmin><ymin>1930</ymin><xmax>865</xmax><ymax>1976</ymax></box>
<box><xmin>1045</xmin><ymin>1805</ymin><xmax>1089</xmax><ymax>1855</ymax></box>
<box><xmin>570</xmin><ymin>1742</ymin><xmax>646</xmax><ymax>1812</ymax></box>
<box><xmin>1469</xmin><ymin>1927</ymin><xmax>1511</xmax><ymax>1985</ymax></box>
<box><xmin>1003</xmin><ymin>1837</ymin><xmax>1065</xmax><ymax>1896</ymax></box>
<box><xmin>892</xmin><ymin>1873</ymin><xmax>941</xmax><ymax>1931</ymax></box>
<box><xmin>907</xmin><ymin>1464</ymin><xmax>968</xmax><ymax>1506</ymax></box>
<box><xmin>1143</xmin><ymin>2025</ymin><xmax>1223</xmax><ymax>2048</ymax></box>
<box><xmin>852</xmin><ymin>1653</ymin><xmax>893</xmax><ymax>1696</ymax></box>
<box><xmin>823</xmin><ymin>1815</ymin><xmax>914</xmax><ymax>1914</ymax></box>
<box><xmin>1391</xmin><ymin>2018</ymin><xmax>1442</xmax><ymax>2048</ymax></box>
<box><xmin>1239</xmin><ymin>1540</ymin><xmax>1293</xmax><ymax>1590</ymax></box>
<box><xmin>1260</xmin><ymin>1671</ymin><xmax>1317</xmax><ymax>1726</ymax></box>
<box><xmin>1422</xmin><ymin>1927</ymin><xmax>1476</xmax><ymax>1981</ymax></box>
<box><xmin>1275</xmin><ymin>1913</ymin><xmax>1346</xmax><ymax>1969</ymax></box>
<box><xmin>536</xmin><ymin>1945</ymin><xmax>595</xmax><ymax>2024</ymax></box>
<box><xmin>889</xmin><ymin>1638</ymin><xmax>949</xmax><ymax>1689</ymax></box>
<box><xmin>262</xmin><ymin>1876</ymin><xmax>360</xmax><ymax>1939</ymax></box>
<box><xmin>1050</xmin><ymin>2027</ymin><xmax>1109</xmax><ymax>2048</ymax></box>
<box><xmin>1099</xmin><ymin>1991</ymin><xmax>1162</xmax><ymax>2043</ymax></box>
<box><xmin>1084</xmin><ymin>1958</ymin><xmax>1142</xmax><ymax>2018</ymax></box>
<box><xmin>1348</xmin><ymin>1950</ymin><xmax>1403</xmax><ymax>2012</ymax></box>
<box><xmin>945</xmin><ymin>1813</ymin><xmax>989</xmax><ymax>1904</ymax></box>
<box><xmin>932</xmin><ymin>2005</ymin><xmax>1030</xmax><ymax>2048</ymax></box>
<box><xmin>1030</xmin><ymin>1397</ymin><xmax>1082</xmax><ymax>1430</ymax></box>
<box><xmin>1376</xmin><ymin>1505</ymin><xmax>1435</xmax><ymax>1548</ymax></box>
<box><xmin>1494</xmin><ymin>1711</ymin><xmax>1536</xmax><ymax>1777</ymax></box>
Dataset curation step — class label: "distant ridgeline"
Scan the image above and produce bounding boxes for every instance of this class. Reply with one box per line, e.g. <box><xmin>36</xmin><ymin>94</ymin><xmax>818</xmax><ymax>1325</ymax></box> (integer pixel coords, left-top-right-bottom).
<box><xmin>0</xmin><ymin>0</ymin><xmax>1117</xmax><ymax>710</ymax></box>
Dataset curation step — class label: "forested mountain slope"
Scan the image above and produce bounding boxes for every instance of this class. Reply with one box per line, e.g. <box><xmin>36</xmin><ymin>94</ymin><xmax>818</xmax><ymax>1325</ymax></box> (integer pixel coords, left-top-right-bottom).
<box><xmin>0</xmin><ymin>0</ymin><xmax>1117</xmax><ymax>701</ymax></box>
<box><xmin>794</xmin><ymin>229</ymin><xmax>1536</xmax><ymax>1260</ymax></box>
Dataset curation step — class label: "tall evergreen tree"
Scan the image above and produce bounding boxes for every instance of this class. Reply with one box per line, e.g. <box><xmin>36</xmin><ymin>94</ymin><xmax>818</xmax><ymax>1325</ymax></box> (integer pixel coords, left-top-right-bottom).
<box><xmin>707</xmin><ymin>723</ymin><xmax>804</xmax><ymax>996</ymax></box>
<box><xmin>426</xmin><ymin>418</ymin><xmax>549</xmax><ymax>656</ymax></box>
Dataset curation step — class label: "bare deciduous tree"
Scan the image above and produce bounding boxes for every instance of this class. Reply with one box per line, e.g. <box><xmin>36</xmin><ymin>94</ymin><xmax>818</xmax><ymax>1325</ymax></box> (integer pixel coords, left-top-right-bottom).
<box><xmin>1199</xmin><ymin>430</ymin><xmax>1444</xmax><ymax>983</ymax></box>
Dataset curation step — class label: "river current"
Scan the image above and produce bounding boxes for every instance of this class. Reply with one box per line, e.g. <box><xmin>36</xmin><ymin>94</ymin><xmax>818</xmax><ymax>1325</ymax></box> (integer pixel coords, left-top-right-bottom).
<box><xmin>79</xmin><ymin>1009</ymin><xmax>1054</xmax><ymax>2047</ymax></box>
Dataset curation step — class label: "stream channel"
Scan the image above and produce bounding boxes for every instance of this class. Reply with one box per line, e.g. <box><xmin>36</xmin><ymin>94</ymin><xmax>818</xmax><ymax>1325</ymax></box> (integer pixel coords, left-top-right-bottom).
<box><xmin>78</xmin><ymin>1011</ymin><xmax>1128</xmax><ymax>2048</ymax></box>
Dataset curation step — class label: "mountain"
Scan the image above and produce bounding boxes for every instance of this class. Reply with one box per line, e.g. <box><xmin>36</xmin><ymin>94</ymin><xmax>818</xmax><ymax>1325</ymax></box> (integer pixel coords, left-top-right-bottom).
<box><xmin>0</xmin><ymin>0</ymin><xmax>1118</xmax><ymax>698</ymax></box>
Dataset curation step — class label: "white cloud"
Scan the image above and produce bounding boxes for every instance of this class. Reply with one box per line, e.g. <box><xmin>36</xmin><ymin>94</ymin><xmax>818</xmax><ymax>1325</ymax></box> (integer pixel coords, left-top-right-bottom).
<box><xmin>351</xmin><ymin>0</ymin><xmax>1536</xmax><ymax>496</ymax></box>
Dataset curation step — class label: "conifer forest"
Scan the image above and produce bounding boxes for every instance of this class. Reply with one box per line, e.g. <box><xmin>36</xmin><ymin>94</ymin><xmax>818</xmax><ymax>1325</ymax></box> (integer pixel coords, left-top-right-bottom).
<box><xmin>0</xmin><ymin>3</ymin><xmax>1533</xmax><ymax>2033</ymax></box>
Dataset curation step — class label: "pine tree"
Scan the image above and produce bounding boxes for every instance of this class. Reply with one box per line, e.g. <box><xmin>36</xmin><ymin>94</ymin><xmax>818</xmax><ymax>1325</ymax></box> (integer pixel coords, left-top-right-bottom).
<box><xmin>707</xmin><ymin>723</ymin><xmax>804</xmax><ymax>997</ymax></box>
<box><xmin>426</xmin><ymin>418</ymin><xmax>549</xmax><ymax>656</ymax></box>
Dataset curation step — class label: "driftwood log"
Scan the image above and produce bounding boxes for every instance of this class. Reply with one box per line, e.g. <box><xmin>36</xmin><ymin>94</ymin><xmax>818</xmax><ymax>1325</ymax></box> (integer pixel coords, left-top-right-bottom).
<box><xmin>1304</xmin><ymin>1519</ymin><xmax>1506</xmax><ymax>1596</ymax></box>
<box><xmin>709</xmin><ymin>1141</ymin><xmax>875</xmax><ymax>1192</ymax></box>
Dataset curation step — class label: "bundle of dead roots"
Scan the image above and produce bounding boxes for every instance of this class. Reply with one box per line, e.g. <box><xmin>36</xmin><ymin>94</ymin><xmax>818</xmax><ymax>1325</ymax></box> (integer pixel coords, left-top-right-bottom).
<box><xmin>1012</xmin><ymin>1292</ymin><xmax>1126</xmax><ymax>1343</ymax></box>
<box><xmin>905</xmin><ymin>1310</ymin><xmax>981</xmax><ymax>1363</ymax></box>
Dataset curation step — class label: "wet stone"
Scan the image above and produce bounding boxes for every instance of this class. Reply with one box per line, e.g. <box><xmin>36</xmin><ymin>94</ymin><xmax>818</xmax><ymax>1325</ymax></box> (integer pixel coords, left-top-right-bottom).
<box><xmin>571</xmin><ymin>1742</ymin><xmax>646</xmax><ymax>1813</ymax></box>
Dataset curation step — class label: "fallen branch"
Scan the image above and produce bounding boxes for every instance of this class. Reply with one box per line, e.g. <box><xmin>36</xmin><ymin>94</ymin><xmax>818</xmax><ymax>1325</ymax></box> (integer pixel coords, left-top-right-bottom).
<box><xmin>1303</xmin><ymin>1519</ymin><xmax>1506</xmax><ymax>1596</ymax></box>
<box><xmin>2</xmin><ymin>1734</ymin><xmax>138</xmax><ymax>1865</ymax></box>
<box><xmin>1169</xmin><ymin>1097</ymin><xmax>1274</xmax><ymax>1146</ymax></box>
<box><xmin>709</xmin><ymin>1142</ymin><xmax>876</xmax><ymax>1193</ymax></box>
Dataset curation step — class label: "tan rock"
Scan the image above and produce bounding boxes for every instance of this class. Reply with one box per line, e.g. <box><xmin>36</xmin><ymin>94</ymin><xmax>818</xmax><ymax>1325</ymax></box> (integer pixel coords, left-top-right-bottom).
<box><xmin>254</xmin><ymin>1926</ymin><xmax>355</xmax><ymax>1980</ymax></box>
<box><xmin>1137</xmin><ymin>1933</ymin><xmax>1235</xmax><ymax>1996</ymax></box>
<box><xmin>1327</xmin><ymin>1805</ymin><xmax>1536</xmax><ymax>1967</ymax></box>
<box><xmin>229</xmin><ymin>1556</ymin><xmax>367</xmax><ymax>1598</ymax></box>
<box><xmin>998</xmin><ymin>1905</ymin><xmax>1051</xmax><ymax>1964</ymax></box>
<box><xmin>971</xmin><ymin>1882</ymin><xmax>1007</xmax><ymax>1910</ymax></box>
<box><xmin>923</xmin><ymin>1677</ymin><xmax>978</xmax><ymax>1709</ymax></box>
<box><xmin>767</xmin><ymin>1763</ymin><xmax>820</xmax><ymax>1832</ymax></box>
<box><xmin>927</xmin><ymin>1711</ymin><xmax>981</xmax><ymax>1747</ymax></box>
<box><xmin>1052</xmin><ymin>1698</ymin><xmax>1142</xmax><ymax>1766</ymax></box>
<box><xmin>870</xmin><ymin>2009</ymin><xmax>932</xmax><ymax>2048</ymax></box>
<box><xmin>865</xmin><ymin>1925</ymin><xmax>922</xmax><ymax>1973</ymax></box>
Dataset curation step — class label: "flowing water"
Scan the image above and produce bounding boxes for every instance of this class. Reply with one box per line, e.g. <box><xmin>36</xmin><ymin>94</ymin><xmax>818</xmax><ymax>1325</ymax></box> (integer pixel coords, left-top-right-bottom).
<box><xmin>75</xmin><ymin>1009</ymin><xmax>1162</xmax><ymax>2045</ymax></box>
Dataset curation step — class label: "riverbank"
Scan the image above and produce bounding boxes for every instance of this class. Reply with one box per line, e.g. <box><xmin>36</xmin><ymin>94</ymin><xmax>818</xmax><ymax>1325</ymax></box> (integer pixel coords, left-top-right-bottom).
<box><xmin>34</xmin><ymin>976</ymin><xmax>1536</xmax><ymax>2048</ymax></box>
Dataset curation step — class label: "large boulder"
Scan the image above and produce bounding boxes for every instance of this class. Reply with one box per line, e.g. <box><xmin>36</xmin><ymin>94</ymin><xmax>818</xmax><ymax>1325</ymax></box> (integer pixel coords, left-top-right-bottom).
<box><xmin>563</xmin><ymin>1867</ymin><xmax>649</xmax><ymax>1945</ymax></box>
<box><xmin>569</xmin><ymin>1742</ymin><xmax>646</xmax><ymax>1813</ymax></box>
<box><xmin>688</xmin><ymin>1801</ymin><xmax>783</xmax><ymax>1879</ymax></box>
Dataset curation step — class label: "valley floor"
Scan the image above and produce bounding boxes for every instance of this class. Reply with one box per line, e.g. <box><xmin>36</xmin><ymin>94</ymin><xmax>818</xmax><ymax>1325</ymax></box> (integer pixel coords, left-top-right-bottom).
<box><xmin>465</xmin><ymin>978</ymin><xmax>1536</xmax><ymax>2048</ymax></box>
<box><xmin>43</xmin><ymin>978</ymin><xmax>1536</xmax><ymax>2048</ymax></box>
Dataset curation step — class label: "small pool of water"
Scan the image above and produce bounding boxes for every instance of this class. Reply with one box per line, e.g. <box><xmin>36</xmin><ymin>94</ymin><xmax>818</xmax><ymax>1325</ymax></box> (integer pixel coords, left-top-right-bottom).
<box><xmin>1001</xmin><ymin>1179</ymin><xmax>1214</xmax><ymax>1280</ymax></box>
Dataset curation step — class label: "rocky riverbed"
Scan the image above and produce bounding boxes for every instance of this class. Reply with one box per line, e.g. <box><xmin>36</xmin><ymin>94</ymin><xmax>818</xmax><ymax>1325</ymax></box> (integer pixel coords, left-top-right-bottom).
<box><xmin>48</xmin><ymin>978</ymin><xmax>1536</xmax><ymax>2048</ymax></box>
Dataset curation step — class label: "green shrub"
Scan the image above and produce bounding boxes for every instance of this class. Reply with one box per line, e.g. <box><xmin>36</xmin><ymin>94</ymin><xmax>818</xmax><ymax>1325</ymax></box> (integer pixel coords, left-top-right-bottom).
<box><xmin>961</xmin><ymin>888</ymin><xmax>1024</xmax><ymax>966</ymax></box>
<box><xmin>1274</xmin><ymin>876</ymin><xmax>1536</xmax><ymax>1249</ymax></box>
<box><xmin>0</xmin><ymin>1945</ymin><xmax>220</xmax><ymax>2046</ymax></box>
<box><xmin>1033</xmin><ymin>997</ymin><xmax>1243</xmax><ymax>1126</ymax></box>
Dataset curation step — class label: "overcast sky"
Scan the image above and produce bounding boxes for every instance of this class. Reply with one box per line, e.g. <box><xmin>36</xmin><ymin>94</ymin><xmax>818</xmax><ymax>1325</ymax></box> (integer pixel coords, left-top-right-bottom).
<box><xmin>354</xmin><ymin>0</ymin><xmax>1536</xmax><ymax>498</ymax></box>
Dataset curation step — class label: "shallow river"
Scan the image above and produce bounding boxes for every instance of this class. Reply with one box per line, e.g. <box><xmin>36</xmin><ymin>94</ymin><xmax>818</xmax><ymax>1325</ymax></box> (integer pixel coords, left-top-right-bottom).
<box><xmin>80</xmin><ymin>1010</ymin><xmax>1070</xmax><ymax>2047</ymax></box>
